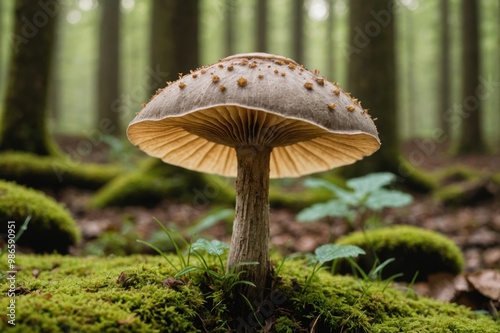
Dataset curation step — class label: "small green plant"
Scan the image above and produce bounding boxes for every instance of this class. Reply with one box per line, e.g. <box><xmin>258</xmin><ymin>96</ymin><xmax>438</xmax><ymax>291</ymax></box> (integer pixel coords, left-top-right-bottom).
<box><xmin>137</xmin><ymin>218</ymin><xmax>191</xmax><ymax>272</ymax></box>
<box><xmin>176</xmin><ymin>238</ymin><xmax>258</xmax><ymax>292</ymax></box>
<box><xmin>297</xmin><ymin>172</ymin><xmax>413</xmax><ymax>230</ymax></box>
<box><xmin>138</xmin><ymin>218</ymin><xmax>257</xmax><ymax>293</ymax></box>
<box><xmin>302</xmin><ymin>243</ymin><xmax>365</xmax><ymax>292</ymax></box>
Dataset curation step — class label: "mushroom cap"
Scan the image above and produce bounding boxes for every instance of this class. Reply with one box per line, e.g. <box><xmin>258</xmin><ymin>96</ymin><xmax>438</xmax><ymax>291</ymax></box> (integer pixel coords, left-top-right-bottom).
<box><xmin>127</xmin><ymin>53</ymin><xmax>380</xmax><ymax>178</ymax></box>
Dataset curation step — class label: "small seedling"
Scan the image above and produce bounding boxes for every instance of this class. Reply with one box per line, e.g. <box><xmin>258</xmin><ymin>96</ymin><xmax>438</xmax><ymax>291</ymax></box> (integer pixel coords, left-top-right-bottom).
<box><xmin>176</xmin><ymin>238</ymin><xmax>258</xmax><ymax>292</ymax></box>
<box><xmin>297</xmin><ymin>172</ymin><xmax>413</xmax><ymax>231</ymax></box>
<box><xmin>302</xmin><ymin>243</ymin><xmax>365</xmax><ymax>292</ymax></box>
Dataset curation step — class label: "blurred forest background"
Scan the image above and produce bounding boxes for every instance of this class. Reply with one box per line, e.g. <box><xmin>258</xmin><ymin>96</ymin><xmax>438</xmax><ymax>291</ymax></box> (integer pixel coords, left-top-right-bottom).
<box><xmin>0</xmin><ymin>0</ymin><xmax>499</xmax><ymax>148</ymax></box>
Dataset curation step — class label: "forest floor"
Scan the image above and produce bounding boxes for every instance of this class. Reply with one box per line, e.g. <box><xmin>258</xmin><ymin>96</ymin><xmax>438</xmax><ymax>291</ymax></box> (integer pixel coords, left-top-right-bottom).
<box><xmin>51</xmin><ymin>135</ymin><xmax>500</xmax><ymax>314</ymax></box>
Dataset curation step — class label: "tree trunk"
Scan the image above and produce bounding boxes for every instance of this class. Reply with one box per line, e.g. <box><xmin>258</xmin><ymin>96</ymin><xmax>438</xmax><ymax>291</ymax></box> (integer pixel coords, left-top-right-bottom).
<box><xmin>0</xmin><ymin>0</ymin><xmax>60</xmax><ymax>155</ymax></box>
<box><xmin>256</xmin><ymin>0</ymin><xmax>267</xmax><ymax>52</ymax></box>
<box><xmin>97</xmin><ymin>0</ymin><xmax>121</xmax><ymax>137</ymax></box>
<box><xmin>149</xmin><ymin>0</ymin><xmax>176</xmax><ymax>96</ymax></box>
<box><xmin>326</xmin><ymin>0</ymin><xmax>336</xmax><ymax>79</ymax></box>
<box><xmin>292</xmin><ymin>0</ymin><xmax>304</xmax><ymax>64</ymax></box>
<box><xmin>228</xmin><ymin>146</ymin><xmax>271</xmax><ymax>322</ymax></box>
<box><xmin>456</xmin><ymin>0</ymin><xmax>485</xmax><ymax>154</ymax></box>
<box><xmin>406</xmin><ymin>7</ymin><xmax>416</xmax><ymax>138</ymax></box>
<box><xmin>345</xmin><ymin>0</ymin><xmax>399</xmax><ymax>173</ymax></box>
<box><xmin>172</xmin><ymin>0</ymin><xmax>199</xmax><ymax>74</ymax></box>
<box><xmin>224</xmin><ymin>0</ymin><xmax>235</xmax><ymax>56</ymax></box>
<box><xmin>439</xmin><ymin>0</ymin><xmax>451</xmax><ymax>138</ymax></box>
<box><xmin>149</xmin><ymin>0</ymin><xmax>198</xmax><ymax>91</ymax></box>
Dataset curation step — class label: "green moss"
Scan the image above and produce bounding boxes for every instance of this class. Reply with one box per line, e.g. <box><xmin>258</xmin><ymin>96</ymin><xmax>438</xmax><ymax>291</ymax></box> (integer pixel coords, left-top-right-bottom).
<box><xmin>0</xmin><ymin>255</ymin><xmax>497</xmax><ymax>333</ymax></box>
<box><xmin>0</xmin><ymin>152</ymin><xmax>122</xmax><ymax>189</ymax></box>
<box><xmin>0</xmin><ymin>181</ymin><xmax>80</xmax><ymax>253</ymax></box>
<box><xmin>336</xmin><ymin>226</ymin><xmax>464</xmax><ymax>281</ymax></box>
<box><xmin>89</xmin><ymin>158</ymin><xmax>221</xmax><ymax>208</ymax></box>
<box><xmin>435</xmin><ymin>165</ymin><xmax>482</xmax><ymax>184</ymax></box>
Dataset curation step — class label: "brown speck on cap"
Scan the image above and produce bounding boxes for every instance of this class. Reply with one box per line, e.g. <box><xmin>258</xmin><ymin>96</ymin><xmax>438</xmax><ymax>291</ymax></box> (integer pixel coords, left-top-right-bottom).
<box><xmin>179</xmin><ymin>82</ymin><xmax>186</xmax><ymax>89</ymax></box>
<box><xmin>192</xmin><ymin>73</ymin><xmax>198</xmax><ymax>78</ymax></box>
<box><xmin>141</xmin><ymin>103</ymin><xmax>147</xmax><ymax>108</ymax></box>
<box><xmin>258</xmin><ymin>74</ymin><xmax>264</xmax><ymax>79</ymax></box>
<box><xmin>315</xmin><ymin>78</ymin><xmax>325</xmax><ymax>86</ymax></box>
<box><xmin>281</xmin><ymin>72</ymin><xmax>286</xmax><ymax>76</ymax></box>
<box><xmin>304</xmin><ymin>82</ymin><xmax>313</xmax><ymax>90</ymax></box>
<box><xmin>219</xmin><ymin>85</ymin><xmax>226</xmax><ymax>91</ymax></box>
<box><xmin>212</xmin><ymin>75</ymin><xmax>220</xmax><ymax>83</ymax></box>
<box><xmin>227</xmin><ymin>65</ymin><xmax>234</xmax><ymax>71</ymax></box>
<box><xmin>201</xmin><ymin>69</ymin><xmax>207</xmax><ymax>74</ymax></box>
<box><xmin>274</xmin><ymin>69</ymin><xmax>279</xmax><ymax>74</ymax></box>
<box><xmin>333</xmin><ymin>89</ymin><xmax>340</xmax><ymax>96</ymax></box>
<box><xmin>288</xmin><ymin>63</ymin><xmax>296</xmax><ymax>70</ymax></box>
<box><xmin>328</xmin><ymin>103</ymin><xmax>336</xmax><ymax>110</ymax></box>
<box><xmin>241</xmin><ymin>60</ymin><xmax>248</xmax><ymax>66</ymax></box>
<box><xmin>347</xmin><ymin>105</ymin><xmax>355</xmax><ymax>112</ymax></box>
<box><xmin>178</xmin><ymin>73</ymin><xmax>184</xmax><ymax>79</ymax></box>
<box><xmin>218</xmin><ymin>63</ymin><xmax>224</xmax><ymax>68</ymax></box>
<box><xmin>237</xmin><ymin>77</ymin><xmax>248</xmax><ymax>87</ymax></box>
<box><xmin>249</xmin><ymin>62</ymin><xmax>257</xmax><ymax>68</ymax></box>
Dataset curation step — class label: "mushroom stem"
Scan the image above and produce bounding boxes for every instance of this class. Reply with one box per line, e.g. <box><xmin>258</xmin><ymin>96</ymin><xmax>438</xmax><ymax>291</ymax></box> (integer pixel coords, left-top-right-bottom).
<box><xmin>228</xmin><ymin>145</ymin><xmax>272</xmax><ymax>306</ymax></box>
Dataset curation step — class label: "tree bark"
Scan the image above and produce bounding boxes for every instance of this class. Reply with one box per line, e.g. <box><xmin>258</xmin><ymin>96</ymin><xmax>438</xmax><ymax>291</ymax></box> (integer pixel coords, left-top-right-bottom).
<box><xmin>292</xmin><ymin>0</ymin><xmax>304</xmax><ymax>64</ymax></box>
<box><xmin>456</xmin><ymin>0</ymin><xmax>485</xmax><ymax>154</ymax></box>
<box><xmin>326</xmin><ymin>0</ymin><xmax>336</xmax><ymax>79</ymax></box>
<box><xmin>228</xmin><ymin>146</ymin><xmax>272</xmax><ymax>319</ymax></box>
<box><xmin>439</xmin><ymin>0</ymin><xmax>451</xmax><ymax>138</ymax></box>
<box><xmin>149</xmin><ymin>0</ymin><xmax>198</xmax><ymax>93</ymax></box>
<box><xmin>224</xmin><ymin>0</ymin><xmax>235</xmax><ymax>56</ymax></box>
<box><xmin>97</xmin><ymin>0</ymin><xmax>121</xmax><ymax>137</ymax></box>
<box><xmin>345</xmin><ymin>0</ymin><xmax>399</xmax><ymax>173</ymax></box>
<box><xmin>256</xmin><ymin>0</ymin><xmax>267</xmax><ymax>52</ymax></box>
<box><xmin>172</xmin><ymin>0</ymin><xmax>199</xmax><ymax>74</ymax></box>
<box><xmin>149</xmin><ymin>0</ymin><xmax>176</xmax><ymax>96</ymax></box>
<box><xmin>0</xmin><ymin>0</ymin><xmax>60</xmax><ymax>155</ymax></box>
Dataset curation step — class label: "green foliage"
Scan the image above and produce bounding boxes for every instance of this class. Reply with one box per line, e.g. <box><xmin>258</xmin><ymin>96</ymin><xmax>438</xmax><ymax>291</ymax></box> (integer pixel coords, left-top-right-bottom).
<box><xmin>0</xmin><ymin>181</ymin><xmax>80</xmax><ymax>253</ymax></box>
<box><xmin>177</xmin><ymin>238</ymin><xmax>258</xmax><ymax>292</ymax></box>
<box><xmin>1</xmin><ymin>255</ymin><xmax>498</xmax><ymax>332</ymax></box>
<box><xmin>297</xmin><ymin>172</ymin><xmax>413</xmax><ymax>229</ymax></box>
<box><xmin>0</xmin><ymin>152</ymin><xmax>122</xmax><ymax>189</ymax></box>
<box><xmin>336</xmin><ymin>226</ymin><xmax>465</xmax><ymax>282</ymax></box>
<box><xmin>139</xmin><ymin>220</ymin><xmax>257</xmax><ymax>294</ymax></box>
<box><xmin>301</xmin><ymin>244</ymin><xmax>365</xmax><ymax>292</ymax></box>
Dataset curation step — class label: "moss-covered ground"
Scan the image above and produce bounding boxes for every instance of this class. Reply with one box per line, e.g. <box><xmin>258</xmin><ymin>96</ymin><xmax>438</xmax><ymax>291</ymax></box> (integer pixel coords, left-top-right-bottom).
<box><xmin>1</xmin><ymin>254</ymin><xmax>498</xmax><ymax>332</ymax></box>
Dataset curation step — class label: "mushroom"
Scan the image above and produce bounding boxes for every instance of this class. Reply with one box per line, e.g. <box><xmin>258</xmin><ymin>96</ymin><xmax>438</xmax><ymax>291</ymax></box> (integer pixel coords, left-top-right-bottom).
<box><xmin>127</xmin><ymin>53</ymin><xmax>380</xmax><ymax>306</ymax></box>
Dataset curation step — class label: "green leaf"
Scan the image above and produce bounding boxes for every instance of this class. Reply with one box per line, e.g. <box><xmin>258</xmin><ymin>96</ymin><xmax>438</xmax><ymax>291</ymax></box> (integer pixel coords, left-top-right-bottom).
<box><xmin>304</xmin><ymin>178</ymin><xmax>360</xmax><ymax>205</ymax></box>
<box><xmin>364</xmin><ymin>189</ymin><xmax>413</xmax><ymax>211</ymax></box>
<box><xmin>314</xmin><ymin>244</ymin><xmax>365</xmax><ymax>265</ymax></box>
<box><xmin>190</xmin><ymin>238</ymin><xmax>229</xmax><ymax>256</ymax></box>
<box><xmin>296</xmin><ymin>200</ymin><xmax>353</xmax><ymax>222</ymax></box>
<box><xmin>175</xmin><ymin>266</ymin><xmax>204</xmax><ymax>278</ymax></box>
<box><xmin>188</xmin><ymin>208</ymin><xmax>234</xmax><ymax>234</ymax></box>
<box><xmin>346</xmin><ymin>172</ymin><xmax>396</xmax><ymax>195</ymax></box>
